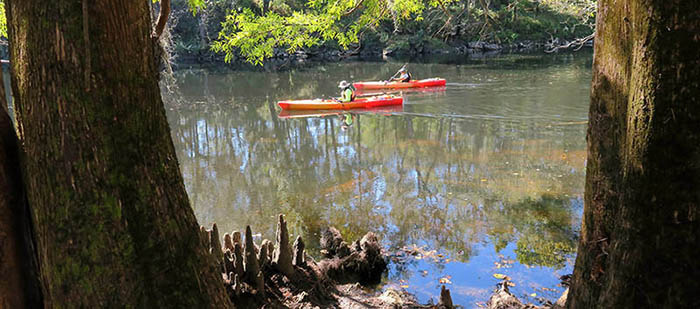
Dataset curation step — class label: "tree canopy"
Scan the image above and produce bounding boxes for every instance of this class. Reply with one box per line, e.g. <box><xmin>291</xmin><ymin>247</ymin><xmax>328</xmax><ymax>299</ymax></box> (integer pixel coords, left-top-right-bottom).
<box><xmin>211</xmin><ymin>0</ymin><xmax>456</xmax><ymax>64</ymax></box>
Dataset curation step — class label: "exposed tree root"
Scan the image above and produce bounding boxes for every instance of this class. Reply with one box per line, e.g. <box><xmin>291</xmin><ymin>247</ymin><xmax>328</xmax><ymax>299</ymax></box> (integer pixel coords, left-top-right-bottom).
<box><xmin>202</xmin><ymin>214</ymin><xmax>457</xmax><ymax>308</ymax></box>
<box><xmin>201</xmin><ymin>214</ymin><xmax>571</xmax><ymax>308</ymax></box>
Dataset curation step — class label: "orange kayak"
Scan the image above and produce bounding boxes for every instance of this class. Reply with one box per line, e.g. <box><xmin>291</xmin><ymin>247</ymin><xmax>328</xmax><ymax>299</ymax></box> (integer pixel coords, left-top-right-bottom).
<box><xmin>353</xmin><ymin>78</ymin><xmax>446</xmax><ymax>90</ymax></box>
<box><xmin>278</xmin><ymin>95</ymin><xmax>403</xmax><ymax>110</ymax></box>
<box><xmin>278</xmin><ymin>105</ymin><xmax>404</xmax><ymax>118</ymax></box>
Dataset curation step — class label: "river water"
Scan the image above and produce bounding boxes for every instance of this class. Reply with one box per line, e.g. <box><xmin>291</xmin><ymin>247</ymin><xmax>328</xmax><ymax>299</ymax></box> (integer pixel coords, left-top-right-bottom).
<box><xmin>164</xmin><ymin>52</ymin><xmax>592</xmax><ymax>307</ymax></box>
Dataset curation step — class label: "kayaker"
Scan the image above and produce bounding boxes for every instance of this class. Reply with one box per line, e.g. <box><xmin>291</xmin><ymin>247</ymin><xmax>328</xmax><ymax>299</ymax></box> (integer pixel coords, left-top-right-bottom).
<box><xmin>389</xmin><ymin>67</ymin><xmax>412</xmax><ymax>83</ymax></box>
<box><xmin>338</xmin><ymin>80</ymin><xmax>356</xmax><ymax>103</ymax></box>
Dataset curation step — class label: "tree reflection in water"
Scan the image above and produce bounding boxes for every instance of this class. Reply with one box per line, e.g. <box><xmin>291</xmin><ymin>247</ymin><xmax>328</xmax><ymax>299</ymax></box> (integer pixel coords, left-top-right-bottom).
<box><xmin>164</xmin><ymin>54</ymin><xmax>591</xmax><ymax>305</ymax></box>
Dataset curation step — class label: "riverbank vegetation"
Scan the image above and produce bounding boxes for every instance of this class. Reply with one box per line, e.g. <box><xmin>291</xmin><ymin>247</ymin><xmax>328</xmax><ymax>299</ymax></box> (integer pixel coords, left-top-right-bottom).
<box><xmin>169</xmin><ymin>0</ymin><xmax>596</xmax><ymax>64</ymax></box>
<box><xmin>1</xmin><ymin>0</ymin><xmax>698</xmax><ymax>308</ymax></box>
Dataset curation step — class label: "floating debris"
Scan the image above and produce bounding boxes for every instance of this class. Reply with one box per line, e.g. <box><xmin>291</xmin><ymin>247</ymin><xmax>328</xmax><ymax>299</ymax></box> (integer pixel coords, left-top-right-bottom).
<box><xmin>438</xmin><ymin>275</ymin><xmax>452</xmax><ymax>284</ymax></box>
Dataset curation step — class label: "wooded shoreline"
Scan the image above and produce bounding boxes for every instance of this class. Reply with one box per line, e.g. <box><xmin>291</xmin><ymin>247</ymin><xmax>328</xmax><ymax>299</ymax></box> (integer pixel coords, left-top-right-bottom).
<box><xmin>173</xmin><ymin>38</ymin><xmax>593</xmax><ymax>66</ymax></box>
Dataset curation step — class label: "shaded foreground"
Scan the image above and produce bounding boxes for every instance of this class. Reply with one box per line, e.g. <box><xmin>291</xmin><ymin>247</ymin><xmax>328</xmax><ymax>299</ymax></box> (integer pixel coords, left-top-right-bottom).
<box><xmin>201</xmin><ymin>214</ymin><xmax>566</xmax><ymax>308</ymax></box>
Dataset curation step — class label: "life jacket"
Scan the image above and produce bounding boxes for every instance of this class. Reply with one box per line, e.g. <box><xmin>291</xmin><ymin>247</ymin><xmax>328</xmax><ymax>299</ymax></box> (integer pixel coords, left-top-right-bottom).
<box><xmin>342</xmin><ymin>85</ymin><xmax>356</xmax><ymax>101</ymax></box>
<box><xmin>401</xmin><ymin>72</ymin><xmax>412</xmax><ymax>82</ymax></box>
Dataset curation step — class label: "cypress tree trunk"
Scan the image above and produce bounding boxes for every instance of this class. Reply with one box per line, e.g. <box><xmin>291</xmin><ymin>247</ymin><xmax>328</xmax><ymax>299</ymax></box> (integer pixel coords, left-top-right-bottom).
<box><xmin>0</xmin><ymin>95</ymin><xmax>24</xmax><ymax>309</ymax></box>
<box><xmin>0</xmin><ymin>70</ymin><xmax>42</xmax><ymax>308</ymax></box>
<box><xmin>568</xmin><ymin>0</ymin><xmax>700</xmax><ymax>307</ymax></box>
<box><xmin>6</xmin><ymin>0</ymin><xmax>231</xmax><ymax>307</ymax></box>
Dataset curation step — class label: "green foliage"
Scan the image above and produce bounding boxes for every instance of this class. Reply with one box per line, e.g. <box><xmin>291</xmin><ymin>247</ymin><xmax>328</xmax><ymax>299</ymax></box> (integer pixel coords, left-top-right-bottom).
<box><xmin>153</xmin><ymin>0</ymin><xmax>207</xmax><ymax>14</ymax></box>
<box><xmin>0</xmin><ymin>1</ymin><xmax>6</xmax><ymax>39</ymax></box>
<box><xmin>187</xmin><ymin>0</ymin><xmax>207</xmax><ymax>14</ymax></box>
<box><xmin>382</xmin><ymin>32</ymin><xmax>448</xmax><ymax>54</ymax></box>
<box><xmin>167</xmin><ymin>0</ymin><xmax>596</xmax><ymax>63</ymax></box>
<box><xmin>212</xmin><ymin>0</ymin><xmax>455</xmax><ymax>64</ymax></box>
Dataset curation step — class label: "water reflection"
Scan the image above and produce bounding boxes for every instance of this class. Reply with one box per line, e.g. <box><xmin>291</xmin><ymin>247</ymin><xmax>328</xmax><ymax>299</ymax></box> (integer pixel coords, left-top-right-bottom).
<box><xmin>165</xmin><ymin>52</ymin><xmax>591</xmax><ymax>306</ymax></box>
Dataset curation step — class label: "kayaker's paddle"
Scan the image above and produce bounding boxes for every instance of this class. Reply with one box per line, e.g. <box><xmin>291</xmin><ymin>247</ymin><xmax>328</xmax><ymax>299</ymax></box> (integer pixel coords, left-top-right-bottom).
<box><xmin>385</xmin><ymin>63</ymin><xmax>408</xmax><ymax>83</ymax></box>
<box><xmin>356</xmin><ymin>91</ymin><xmax>392</xmax><ymax>97</ymax></box>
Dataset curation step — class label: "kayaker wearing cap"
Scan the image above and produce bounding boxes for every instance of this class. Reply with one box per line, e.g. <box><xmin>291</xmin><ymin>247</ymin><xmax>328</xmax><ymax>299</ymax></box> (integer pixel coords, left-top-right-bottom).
<box><xmin>338</xmin><ymin>80</ymin><xmax>356</xmax><ymax>103</ymax></box>
<box><xmin>389</xmin><ymin>67</ymin><xmax>412</xmax><ymax>83</ymax></box>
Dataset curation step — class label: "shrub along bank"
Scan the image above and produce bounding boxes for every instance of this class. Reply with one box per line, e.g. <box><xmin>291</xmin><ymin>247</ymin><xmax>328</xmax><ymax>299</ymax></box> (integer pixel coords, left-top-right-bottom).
<box><xmin>166</xmin><ymin>0</ymin><xmax>595</xmax><ymax>64</ymax></box>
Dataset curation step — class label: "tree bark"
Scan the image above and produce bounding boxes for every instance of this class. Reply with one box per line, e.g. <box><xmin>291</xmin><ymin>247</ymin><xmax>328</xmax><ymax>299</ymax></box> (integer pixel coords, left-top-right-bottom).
<box><xmin>6</xmin><ymin>0</ymin><xmax>231</xmax><ymax>307</ymax></box>
<box><xmin>0</xmin><ymin>68</ymin><xmax>42</xmax><ymax>308</ymax></box>
<box><xmin>568</xmin><ymin>0</ymin><xmax>700</xmax><ymax>307</ymax></box>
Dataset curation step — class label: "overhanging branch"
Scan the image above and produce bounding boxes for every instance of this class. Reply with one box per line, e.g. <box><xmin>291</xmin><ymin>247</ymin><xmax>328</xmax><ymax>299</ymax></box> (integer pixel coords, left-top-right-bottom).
<box><xmin>153</xmin><ymin>0</ymin><xmax>171</xmax><ymax>39</ymax></box>
<box><xmin>545</xmin><ymin>33</ymin><xmax>595</xmax><ymax>53</ymax></box>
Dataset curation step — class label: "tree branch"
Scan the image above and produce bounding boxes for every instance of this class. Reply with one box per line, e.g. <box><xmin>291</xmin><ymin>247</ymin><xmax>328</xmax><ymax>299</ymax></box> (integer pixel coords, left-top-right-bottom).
<box><xmin>344</xmin><ymin>0</ymin><xmax>366</xmax><ymax>16</ymax></box>
<box><xmin>545</xmin><ymin>33</ymin><xmax>595</xmax><ymax>53</ymax></box>
<box><xmin>153</xmin><ymin>0</ymin><xmax>171</xmax><ymax>39</ymax></box>
<box><xmin>431</xmin><ymin>0</ymin><xmax>454</xmax><ymax>38</ymax></box>
<box><xmin>434</xmin><ymin>3</ymin><xmax>469</xmax><ymax>38</ymax></box>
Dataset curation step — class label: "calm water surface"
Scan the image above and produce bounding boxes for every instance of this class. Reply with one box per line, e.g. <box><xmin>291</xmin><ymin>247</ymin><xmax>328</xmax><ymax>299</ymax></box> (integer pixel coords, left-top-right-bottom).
<box><xmin>164</xmin><ymin>52</ymin><xmax>592</xmax><ymax>307</ymax></box>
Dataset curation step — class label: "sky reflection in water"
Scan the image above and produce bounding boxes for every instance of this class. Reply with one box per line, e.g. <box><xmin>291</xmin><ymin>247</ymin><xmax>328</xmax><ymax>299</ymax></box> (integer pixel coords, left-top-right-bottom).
<box><xmin>165</xmin><ymin>52</ymin><xmax>592</xmax><ymax>307</ymax></box>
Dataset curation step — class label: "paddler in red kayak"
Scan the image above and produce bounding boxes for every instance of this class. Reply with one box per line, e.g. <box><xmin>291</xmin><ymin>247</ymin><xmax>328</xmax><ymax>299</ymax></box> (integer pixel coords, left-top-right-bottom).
<box><xmin>337</xmin><ymin>80</ymin><xmax>356</xmax><ymax>102</ymax></box>
<box><xmin>388</xmin><ymin>67</ymin><xmax>412</xmax><ymax>83</ymax></box>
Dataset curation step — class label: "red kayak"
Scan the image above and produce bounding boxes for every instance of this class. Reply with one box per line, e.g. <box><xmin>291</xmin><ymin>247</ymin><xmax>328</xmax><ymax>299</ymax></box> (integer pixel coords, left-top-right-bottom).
<box><xmin>278</xmin><ymin>95</ymin><xmax>402</xmax><ymax>111</ymax></box>
<box><xmin>278</xmin><ymin>105</ymin><xmax>404</xmax><ymax>119</ymax></box>
<box><xmin>355</xmin><ymin>86</ymin><xmax>447</xmax><ymax>95</ymax></box>
<box><xmin>353</xmin><ymin>78</ymin><xmax>446</xmax><ymax>90</ymax></box>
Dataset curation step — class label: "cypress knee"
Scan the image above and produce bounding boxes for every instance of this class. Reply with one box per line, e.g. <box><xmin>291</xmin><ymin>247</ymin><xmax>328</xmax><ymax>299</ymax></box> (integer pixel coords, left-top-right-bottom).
<box><xmin>293</xmin><ymin>236</ymin><xmax>305</xmax><ymax>266</ymax></box>
<box><xmin>233</xmin><ymin>243</ymin><xmax>244</xmax><ymax>277</ymax></box>
<box><xmin>243</xmin><ymin>225</ymin><xmax>260</xmax><ymax>285</ymax></box>
<box><xmin>439</xmin><ymin>285</ymin><xmax>453</xmax><ymax>309</ymax></box>
<box><xmin>223</xmin><ymin>233</ymin><xmax>234</xmax><ymax>252</ymax></box>
<box><xmin>272</xmin><ymin>214</ymin><xmax>294</xmax><ymax>276</ymax></box>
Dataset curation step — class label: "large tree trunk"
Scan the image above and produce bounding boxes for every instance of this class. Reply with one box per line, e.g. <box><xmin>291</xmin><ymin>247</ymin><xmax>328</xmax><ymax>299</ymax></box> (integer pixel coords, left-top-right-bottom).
<box><xmin>568</xmin><ymin>0</ymin><xmax>700</xmax><ymax>307</ymax></box>
<box><xmin>6</xmin><ymin>0</ymin><xmax>231</xmax><ymax>307</ymax></box>
<box><xmin>0</xmin><ymin>70</ymin><xmax>42</xmax><ymax>308</ymax></box>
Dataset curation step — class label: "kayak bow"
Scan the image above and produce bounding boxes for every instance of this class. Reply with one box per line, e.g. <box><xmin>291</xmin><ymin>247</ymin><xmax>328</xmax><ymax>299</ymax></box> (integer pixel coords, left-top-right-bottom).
<box><xmin>277</xmin><ymin>95</ymin><xmax>403</xmax><ymax>110</ymax></box>
<box><xmin>353</xmin><ymin>78</ymin><xmax>446</xmax><ymax>90</ymax></box>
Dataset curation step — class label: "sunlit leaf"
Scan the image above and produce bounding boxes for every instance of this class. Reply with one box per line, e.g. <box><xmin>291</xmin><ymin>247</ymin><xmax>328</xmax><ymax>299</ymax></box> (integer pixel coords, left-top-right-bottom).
<box><xmin>0</xmin><ymin>2</ymin><xmax>6</xmax><ymax>38</ymax></box>
<box><xmin>493</xmin><ymin>273</ymin><xmax>509</xmax><ymax>280</ymax></box>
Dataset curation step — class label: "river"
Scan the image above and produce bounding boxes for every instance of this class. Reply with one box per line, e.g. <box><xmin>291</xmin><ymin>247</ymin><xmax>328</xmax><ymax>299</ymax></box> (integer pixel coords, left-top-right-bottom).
<box><xmin>164</xmin><ymin>52</ymin><xmax>592</xmax><ymax>307</ymax></box>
